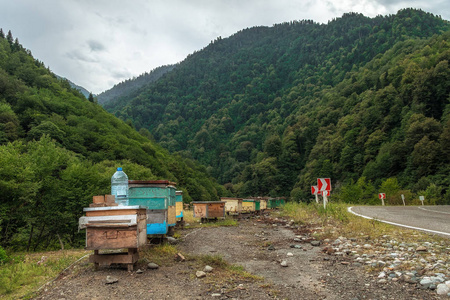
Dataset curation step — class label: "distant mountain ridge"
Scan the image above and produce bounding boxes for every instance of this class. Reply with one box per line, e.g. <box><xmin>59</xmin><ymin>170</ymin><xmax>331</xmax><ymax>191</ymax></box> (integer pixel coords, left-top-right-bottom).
<box><xmin>102</xmin><ymin>8</ymin><xmax>450</xmax><ymax>202</ymax></box>
<box><xmin>97</xmin><ymin>65</ymin><xmax>175</xmax><ymax>105</ymax></box>
<box><xmin>55</xmin><ymin>75</ymin><xmax>91</xmax><ymax>98</ymax></box>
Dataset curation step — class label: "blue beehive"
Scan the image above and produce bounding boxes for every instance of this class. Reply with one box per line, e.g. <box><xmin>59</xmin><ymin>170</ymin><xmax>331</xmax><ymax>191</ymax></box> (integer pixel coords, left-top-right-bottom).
<box><xmin>128</xmin><ymin>180</ymin><xmax>176</xmax><ymax>236</ymax></box>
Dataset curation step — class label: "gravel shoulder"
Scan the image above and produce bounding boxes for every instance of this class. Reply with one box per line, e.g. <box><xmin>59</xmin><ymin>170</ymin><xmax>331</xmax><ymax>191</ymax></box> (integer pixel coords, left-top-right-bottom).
<box><xmin>34</xmin><ymin>214</ymin><xmax>448</xmax><ymax>300</ymax></box>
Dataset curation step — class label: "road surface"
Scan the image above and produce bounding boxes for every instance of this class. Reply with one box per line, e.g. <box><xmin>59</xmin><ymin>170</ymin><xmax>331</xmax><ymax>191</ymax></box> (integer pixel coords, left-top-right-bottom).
<box><xmin>349</xmin><ymin>205</ymin><xmax>450</xmax><ymax>238</ymax></box>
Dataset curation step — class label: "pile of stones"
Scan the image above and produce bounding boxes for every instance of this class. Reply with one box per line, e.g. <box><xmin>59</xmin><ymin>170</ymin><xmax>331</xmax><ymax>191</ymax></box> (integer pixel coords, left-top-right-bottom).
<box><xmin>318</xmin><ymin>235</ymin><xmax>450</xmax><ymax>296</ymax></box>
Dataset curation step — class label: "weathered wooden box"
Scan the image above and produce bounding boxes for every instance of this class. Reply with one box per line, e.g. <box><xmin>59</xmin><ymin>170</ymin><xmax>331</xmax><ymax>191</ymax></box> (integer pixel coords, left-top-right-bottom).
<box><xmin>176</xmin><ymin>191</ymin><xmax>184</xmax><ymax>219</ymax></box>
<box><xmin>259</xmin><ymin>199</ymin><xmax>267</xmax><ymax>210</ymax></box>
<box><xmin>128</xmin><ymin>180</ymin><xmax>177</xmax><ymax>236</ymax></box>
<box><xmin>242</xmin><ymin>199</ymin><xmax>256</xmax><ymax>213</ymax></box>
<box><xmin>222</xmin><ymin>197</ymin><xmax>243</xmax><ymax>215</ymax></box>
<box><xmin>192</xmin><ymin>201</ymin><xmax>226</xmax><ymax>219</ymax></box>
<box><xmin>80</xmin><ymin>206</ymin><xmax>147</xmax><ymax>250</ymax></box>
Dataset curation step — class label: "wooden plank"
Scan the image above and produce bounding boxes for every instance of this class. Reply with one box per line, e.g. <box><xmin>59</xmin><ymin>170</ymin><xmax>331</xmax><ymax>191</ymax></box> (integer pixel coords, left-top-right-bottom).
<box><xmin>89</xmin><ymin>251</ymin><xmax>139</xmax><ymax>265</ymax></box>
<box><xmin>93</xmin><ymin>195</ymin><xmax>105</xmax><ymax>204</ymax></box>
<box><xmin>85</xmin><ymin>209</ymin><xmax>140</xmax><ymax>217</ymax></box>
<box><xmin>86</xmin><ymin>226</ymin><xmax>138</xmax><ymax>250</ymax></box>
<box><xmin>207</xmin><ymin>203</ymin><xmax>225</xmax><ymax>218</ymax></box>
<box><xmin>167</xmin><ymin>205</ymin><xmax>176</xmax><ymax>225</ymax></box>
<box><xmin>193</xmin><ymin>203</ymin><xmax>207</xmax><ymax>218</ymax></box>
<box><xmin>105</xmin><ymin>194</ymin><xmax>116</xmax><ymax>205</ymax></box>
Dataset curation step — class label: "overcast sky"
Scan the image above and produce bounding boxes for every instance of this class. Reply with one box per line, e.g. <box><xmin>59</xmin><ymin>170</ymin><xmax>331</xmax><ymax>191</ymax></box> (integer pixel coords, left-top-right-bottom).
<box><xmin>1</xmin><ymin>0</ymin><xmax>449</xmax><ymax>94</ymax></box>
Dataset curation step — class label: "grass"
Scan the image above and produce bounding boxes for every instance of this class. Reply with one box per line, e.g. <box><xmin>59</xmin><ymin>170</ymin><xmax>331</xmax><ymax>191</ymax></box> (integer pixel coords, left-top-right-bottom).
<box><xmin>140</xmin><ymin>243</ymin><xmax>179</xmax><ymax>266</ymax></box>
<box><xmin>0</xmin><ymin>249</ymin><xmax>90</xmax><ymax>300</ymax></box>
<box><xmin>183</xmin><ymin>210</ymin><xmax>238</xmax><ymax>228</ymax></box>
<box><xmin>280</xmin><ymin>201</ymin><xmax>448</xmax><ymax>244</ymax></box>
<box><xmin>189</xmin><ymin>253</ymin><xmax>264</xmax><ymax>291</ymax></box>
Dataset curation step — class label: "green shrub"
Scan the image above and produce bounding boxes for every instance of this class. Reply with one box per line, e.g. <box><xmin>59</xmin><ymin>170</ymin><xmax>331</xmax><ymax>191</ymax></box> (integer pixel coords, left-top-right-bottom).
<box><xmin>0</xmin><ymin>247</ymin><xmax>9</xmax><ymax>264</ymax></box>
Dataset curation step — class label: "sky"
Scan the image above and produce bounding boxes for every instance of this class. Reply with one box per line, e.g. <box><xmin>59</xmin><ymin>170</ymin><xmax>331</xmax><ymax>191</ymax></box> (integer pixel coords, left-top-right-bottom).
<box><xmin>1</xmin><ymin>0</ymin><xmax>449</xmax><ymax>94</ymax></box>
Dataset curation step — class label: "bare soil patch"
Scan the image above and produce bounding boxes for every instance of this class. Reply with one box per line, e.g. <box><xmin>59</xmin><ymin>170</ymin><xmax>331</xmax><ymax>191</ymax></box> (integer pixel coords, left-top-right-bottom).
<box><xmin>33</xmin><ymin>215</ymin><xmax>440</xmax><ymax>299</ymax></box>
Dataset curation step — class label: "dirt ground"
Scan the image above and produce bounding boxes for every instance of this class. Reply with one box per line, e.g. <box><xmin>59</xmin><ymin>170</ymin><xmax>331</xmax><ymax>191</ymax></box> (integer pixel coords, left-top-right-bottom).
<box><xmin>34</xmin><ymin>215</ymin><xmax>441</xmax><ymax>300</ymax></box>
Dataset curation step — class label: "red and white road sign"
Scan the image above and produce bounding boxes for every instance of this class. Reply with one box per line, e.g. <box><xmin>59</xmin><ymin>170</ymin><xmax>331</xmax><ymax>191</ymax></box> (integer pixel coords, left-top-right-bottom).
<box><xmin>318</xmin><ymin>178</ymin><xmax>331</xmax><ymax>191</ymax></box>
<box><xmin>379</xmin><ymin>193</ymin><xmax>386</xmax><ymax>199</ymax></box>
<box><xmin>311</xmin><ymin>186</ymin><xmax>319</xmax><ymax>195</ymax></box>
<box><xmin>322</xmin><ymin>190</ymin><xmax>329</xmax><ymax>197</ymax></box>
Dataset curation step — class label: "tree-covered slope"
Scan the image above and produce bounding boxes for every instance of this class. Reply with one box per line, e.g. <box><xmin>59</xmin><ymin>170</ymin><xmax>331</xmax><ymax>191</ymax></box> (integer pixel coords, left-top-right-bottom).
<box><xmin>97</xmin><ymin>64</ymin><xmax>175</xmax><ymax>105</ymax></box>
<box><xmin>0</xmin><ymin>30</ymin><xmax>225</xmax><ymax>251</ymax></box>
<box><xmin>103</xmin><ymin>9</ymin><xmax>450</xmax><ymax>202</ymax></box>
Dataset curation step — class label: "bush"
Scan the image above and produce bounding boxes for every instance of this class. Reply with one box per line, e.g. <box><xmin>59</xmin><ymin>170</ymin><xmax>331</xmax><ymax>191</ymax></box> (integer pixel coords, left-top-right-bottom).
<box><xmin>0</xmin><ymin>247</ymin><xmax>9</xmax><ymax>264</ymax></box>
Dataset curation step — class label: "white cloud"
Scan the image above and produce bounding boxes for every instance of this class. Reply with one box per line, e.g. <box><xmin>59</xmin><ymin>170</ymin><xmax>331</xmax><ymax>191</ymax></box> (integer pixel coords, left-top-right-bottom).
<box><xmin>0</xmin><ymin>0</ymin><xmax>448</xmax><ymax>93</ymax></box>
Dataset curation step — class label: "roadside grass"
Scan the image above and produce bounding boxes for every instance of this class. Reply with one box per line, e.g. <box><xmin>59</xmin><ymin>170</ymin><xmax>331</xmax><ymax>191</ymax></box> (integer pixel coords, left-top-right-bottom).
<box><xmin>280</xmin><ymin>202</ymin><xmax>448</xmax><ymax>244</ymax></box>
<box><xmin>0</xmin><ymin>249</ymin><xmax>90</xmax><ymax>300</ymax></box>
<box><xmin>183</xmin><ymin>209</ymin><xmax>238</xmax><ymax>228</ymax></box>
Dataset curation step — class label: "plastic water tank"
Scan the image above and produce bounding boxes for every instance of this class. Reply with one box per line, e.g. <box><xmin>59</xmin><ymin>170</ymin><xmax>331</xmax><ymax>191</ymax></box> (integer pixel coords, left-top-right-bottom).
<box><xmin>111</xmin><ymin>167</ymin><xmax>129</xmax><ymax>206</ymax></box>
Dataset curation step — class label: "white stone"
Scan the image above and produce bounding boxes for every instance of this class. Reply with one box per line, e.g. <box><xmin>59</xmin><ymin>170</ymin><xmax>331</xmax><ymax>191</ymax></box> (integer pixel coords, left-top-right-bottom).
<box><xmin>204</xmin><ymin>265</ymin><xmax>213</xmax><ymax>272</ymax></box>
<box><xmin>437</xmin><ymin>284</ymin><xmax>450</xmax><ymax>295</ymax></box>
<box><xmin>196</xmin><ymin>271</ymin><xmax>207</xmax><ymax>278</ymax></box>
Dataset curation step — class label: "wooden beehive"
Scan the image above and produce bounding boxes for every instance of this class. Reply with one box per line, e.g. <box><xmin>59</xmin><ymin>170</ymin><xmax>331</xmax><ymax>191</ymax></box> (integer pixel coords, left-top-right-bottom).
<box><xmin>128</xmin><ymin>180</ymin><xmax>177</xmax><ymax>236</ymax></box>
<box><xmin>192</xmin><ymin>201</ymin><xmax>226</xmax><ymax>219</ymax></box>
<box><xmin>175</xmin><ymin>191</ymin><xmax>183</xmax><ymax>219</ymax></box>
<box><xmin>221</xmin><ymin>197</ymin><xmax>243</xmax><ymax>215</ymax></box>
<box><xmin>242</xmin><ymin>199</ymin><xmax>256</xmax><ymax>213</ymax></box>
<box><xmin>80</xmin><ymin>206</ymin><xmax>147</xmax><ymax>250</ymax></box>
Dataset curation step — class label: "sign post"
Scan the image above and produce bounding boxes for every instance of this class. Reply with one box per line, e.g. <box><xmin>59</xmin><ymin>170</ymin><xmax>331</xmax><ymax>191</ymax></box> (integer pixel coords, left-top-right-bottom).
<box><xmin>401</xmin><ymin>194</ymin><xmax>406</xmax><ymax>206</ymax></box>
<box><xmin>311</xmin><ymin>186</ymin><xmax>319</xmax><ymax>204</ymax></box>
<box><xmin>379</xmin><ymin>193</ymin><xmax>386</xmax><ymax>206</ymax></box>
<box><xmin>419</xmin><ymin>196</ymin><xmax>425</xmax><ymax>206</ymax></box>
<box><xmin>318</xmin><ymin>178</ymin><xmax>331</xmax><ymax>209</ymax></box>
<box><xmin>322</xmin><ymin>190</ymin><xmax>329</xmax><ymax>209</ymax></box>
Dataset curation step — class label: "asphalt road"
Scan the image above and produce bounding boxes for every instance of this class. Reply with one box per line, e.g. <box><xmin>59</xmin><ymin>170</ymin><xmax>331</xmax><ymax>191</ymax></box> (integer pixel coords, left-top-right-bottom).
<box><xmin>349</xmin><ymin>205</ymin><xmax>450</xmax><ymax>238</ymax></box>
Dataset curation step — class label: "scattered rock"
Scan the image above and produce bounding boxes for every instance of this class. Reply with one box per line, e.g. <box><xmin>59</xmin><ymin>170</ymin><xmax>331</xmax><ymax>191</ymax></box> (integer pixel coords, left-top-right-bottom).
<box><xmin>322</xmin><ymin>246</ymin><xmax>335</xmax><ymax>255</ymax></box>
<box><xmin>280</xmin><ymin>260</ymin><xmax>288</xmax><ymax>267</ymax></box>
<box><xmin>267</xmin><ymin>245</ymin><xmax>275</xmax><ymax>251</ymax></box>
<box><xmin>196</xmin><ymin>271</ymin><xmax>207</xmax><ymax>278</ymax></box>
<box><xmin>287</xmin><ymin>252</ymin><xmax>294</xmax><ymax>257</ymax></box>
<box><xmin>211</xmin><ymin>293</ymin><xmax>221</xmax><ymax>297</ymax></box>
<box><xmin>311</xmin><ymin>241</ymin><xmax>321</xmax><ymax>247</ymax></box>
<box><xmin>105</xmin><ymin>276</ymin><xmax>118</xmax><ymax>284</ymax></box>
<box><xmin>148</xmin><ymin>263</ymin><xmax>159</xmax><ymax>270</ymax></box>
<box><xmin>416</xmin><ymin>246</ymin><xmax>427</xmax><ymax>252</ymax></box>
<box><xmin>436</xmin><ymin>283</ymin><xmax>450</xmax><ymax>295</ymax></box>
<box><xmin>136</xmin><ymin>269</ymin><xmax>143</xmax><ymax>274</ymax></box>
<box><xmin>204</xmin><ymin>265</ymin><xmax>213</xmax><ymax>272</ymax></box>
<box><xmin>166</xmin><ymin>237</ymin><xmax>178</xmax><ymax>245</ymax></box>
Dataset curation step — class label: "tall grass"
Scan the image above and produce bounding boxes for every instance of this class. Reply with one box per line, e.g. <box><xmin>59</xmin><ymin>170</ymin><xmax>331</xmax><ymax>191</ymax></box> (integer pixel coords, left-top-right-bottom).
<box><xmin>0</xmin><ymin>250</ymin><xmax>90</xmax><ymax>299</ymax></box>
<box><xmin>280</xmin><ymin>201</ymin><xmax>446</xmax><ymax>242</ymax></box>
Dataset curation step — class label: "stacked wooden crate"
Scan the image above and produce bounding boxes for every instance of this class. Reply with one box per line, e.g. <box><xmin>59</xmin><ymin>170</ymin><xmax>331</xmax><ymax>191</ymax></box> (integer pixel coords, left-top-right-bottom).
<box><xmin>79</xmin><ymin>196</ymin><xmax>146</xmax><ymax>271</ymax></box>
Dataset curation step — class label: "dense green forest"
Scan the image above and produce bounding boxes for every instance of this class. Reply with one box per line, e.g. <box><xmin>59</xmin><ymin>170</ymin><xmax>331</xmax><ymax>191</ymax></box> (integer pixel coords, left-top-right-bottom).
<box><xmin>0</xmin><ymin>29</ymin><xmax>227</xmax><ymax>251</ymax></box>
<box><xmin>97</xmin><ymin>65</ymin><xmax>175</xmax><ymax>105</ymax></box>
<box><xmin>104</xmin><ymin>9</ymin><xmax>450</xmax><ymax>204</ymax></box>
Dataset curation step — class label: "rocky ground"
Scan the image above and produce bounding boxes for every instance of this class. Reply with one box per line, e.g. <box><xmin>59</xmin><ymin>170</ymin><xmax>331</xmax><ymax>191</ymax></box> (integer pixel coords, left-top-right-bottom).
<box><xmin>34</xmin><ymin>214</ymin><xmax>449</xmax><ymax>300</ymax></box>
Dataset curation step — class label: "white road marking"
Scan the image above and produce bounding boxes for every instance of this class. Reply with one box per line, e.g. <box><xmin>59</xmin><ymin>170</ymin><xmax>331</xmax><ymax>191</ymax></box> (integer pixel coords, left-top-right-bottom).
<box><xmin>347</xmin><ymin>207</ymin><xmax>450</xmax><ymax>237</ymax></box>
<box><xmin>417</xmin><ymin>206</ymin><xmax>450</xmax><ymax>215</ymax></box>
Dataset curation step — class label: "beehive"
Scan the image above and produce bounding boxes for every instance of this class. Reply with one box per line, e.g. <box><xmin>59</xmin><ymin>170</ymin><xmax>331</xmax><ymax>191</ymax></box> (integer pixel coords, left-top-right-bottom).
<box><xmin>192</xmin><ymin>201</ymin><xmax>226</xmax><ymax>219</ymax></box>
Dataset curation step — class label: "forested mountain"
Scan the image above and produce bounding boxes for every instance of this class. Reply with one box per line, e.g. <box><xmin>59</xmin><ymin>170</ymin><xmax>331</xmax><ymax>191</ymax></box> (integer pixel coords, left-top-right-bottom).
<box><xmin>97</xmin><ymin>65</ymin><xmax>175</xmax><ymax>105</ymax></box>
<box><xmin>103</xmin><ymin>9</ymin><xmax>450</xmax><ymax>203</ymax></box>
<box><xmin>55</xmin><ymin>75</ymin><xmax>91</xmax><ymax>99</ymax></box>
<box><xmin>0</xmin><ymin>30</ymin><xmax>225</xmax><ymax>250</ymax></box>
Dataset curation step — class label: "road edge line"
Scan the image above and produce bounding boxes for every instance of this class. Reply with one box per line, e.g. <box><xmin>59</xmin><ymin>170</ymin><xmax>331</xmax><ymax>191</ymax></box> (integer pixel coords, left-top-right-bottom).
<box><xmin>347</xmin><ymin>206</ymin><xmax>450</xmax><ymax>237</ymax></box>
